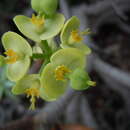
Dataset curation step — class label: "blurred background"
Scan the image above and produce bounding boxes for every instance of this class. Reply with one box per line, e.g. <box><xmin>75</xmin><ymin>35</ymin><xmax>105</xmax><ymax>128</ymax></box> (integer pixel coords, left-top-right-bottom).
<box><xmin>0</xmin><ymin>0</ymin><xmax>130</xmax><ymax>130</ymax></box>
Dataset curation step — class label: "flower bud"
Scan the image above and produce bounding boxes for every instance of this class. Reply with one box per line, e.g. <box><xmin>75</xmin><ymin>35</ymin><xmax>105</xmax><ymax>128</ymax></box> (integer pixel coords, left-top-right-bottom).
<box><xmin>31</xmin><ymin>0</ymin><xmax>58</xmax><ymax>16</ymax></box>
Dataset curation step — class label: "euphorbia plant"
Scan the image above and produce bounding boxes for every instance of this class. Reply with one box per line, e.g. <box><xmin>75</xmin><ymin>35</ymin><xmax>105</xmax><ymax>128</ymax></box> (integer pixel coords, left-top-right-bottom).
<box><xmin>0</xmin><ymin>0</ymin><xmax>96</xmax><ymax>110</ymax></box>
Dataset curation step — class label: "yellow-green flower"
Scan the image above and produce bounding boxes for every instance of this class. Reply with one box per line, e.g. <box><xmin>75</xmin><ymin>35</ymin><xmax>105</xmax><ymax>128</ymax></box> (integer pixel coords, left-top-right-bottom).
<box><xmin>60</xmin><ymin>16</ymin><xmax>91</xmax><ymax>55</ymax></box>
<box><xmin>2</xmin><ymin>32</ymin><xmax>32</xmax><ymax>81</ymax></box>
<box><xmin>40</xmin><ymin>48</ymin><xmax>86</xmax><ymax>100</ymax></box>
<box><xmin>12</xmin><ymin>74</ymin><xmax>40</xmax><ymax>110</ymax></box>
<box><xmin>14</xmin><ymin>13</ymin><xmax>65</xmax><ymax>42</ymax></box>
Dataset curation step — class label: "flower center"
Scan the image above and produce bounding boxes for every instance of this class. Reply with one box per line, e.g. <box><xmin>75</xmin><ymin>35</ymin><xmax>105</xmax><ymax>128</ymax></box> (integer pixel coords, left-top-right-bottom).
<box><xmin>4</xmin><ymin>49</ymin><xmax>18</xmax><ymax>64</ymax></box>
<box><xmin>31</xmin><ymin>14</ymin><xmax>45</xmax><ymax>27</ymax></box>
<box><xmin>55</xmin><ymin>65</ymin><xmax>71</xmax><ymax>81</ymax></box>
<box><xmin>25</xmin><ymin>88</ymin><xmax>40</xmax><ymax>110</ymax></box>
<box><xmin>71</xmin><ymin>30</ymin><xmax>83</xmax><ymax>43</ymax></box>
<box><xmin>69</xmin><ymin>29</ymin><xmax>91</xmax><ymax>43</ymax></box>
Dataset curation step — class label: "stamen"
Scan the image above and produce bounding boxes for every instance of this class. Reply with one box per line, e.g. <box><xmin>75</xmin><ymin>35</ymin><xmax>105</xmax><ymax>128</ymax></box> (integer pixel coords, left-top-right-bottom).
<box><xmin>71</xmin><ymin>30</ymin><xmax>83</xmax><ymax>43</ymax></box>
<box><xmin>87</xmin><ymin>81</ymin><xmax>96</xmax><ymax>87</ymax></box>
<box><xmin>55</xmin><ymin>65</ymin><xmax>71</xmax><ymax>81</ymax></box>
<box><xmin>31</xmin><ymin>14</ymin><xmax>45</xmax><ymax>27</ymax></box>
<box><xmin>4</xmin><ymin>49</ymin><xmax>18</xmax><ymax>64</ymax></box>
<box><xmin>80</xmin><ymin>28</ymin><xmax>91</xmax><ymax>36</ymax></box>
<box><xmin>70</xmin><ymin>29</ymin><xmax>91</xmax><ymax>43</ymax></box>
<box><xmin>25</xmin><ymin>88</ymin><xmax>40</xmax><ymax>110</ymax></box>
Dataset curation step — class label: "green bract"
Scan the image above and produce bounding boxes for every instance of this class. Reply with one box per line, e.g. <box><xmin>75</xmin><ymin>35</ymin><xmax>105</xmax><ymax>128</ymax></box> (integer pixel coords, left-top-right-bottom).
<box><xmin>2</xmin><ymin>32</ymin><xmax>32</xmax><ymax>81</ymax></box>
<box><xmin>60</xmin><ymin>16</ymin><xmax>91</xmax><ymax>55</ymax></box>
<box><xmin>14</xmin><ymin>13</ymin><xmax>65</xmax><ymax>42</ymax></box>
<box><xmin>31</xmin><ymin>0</ymin><xmax>58</xmax><ymax>16</ymax></box>
<box><xmin>12</xmin><ymin>74</ymin><xmax>40</xmax><ymax>95</ymax></box>
<box><xmin>41</xmin><ymin>48</ymin><xmax>86</xmax><ymax>100</ymax></box>
<box><xmin>69</xmin><ymin>68</ymin><xmax>91</xmax><ymax>90</ymax></box>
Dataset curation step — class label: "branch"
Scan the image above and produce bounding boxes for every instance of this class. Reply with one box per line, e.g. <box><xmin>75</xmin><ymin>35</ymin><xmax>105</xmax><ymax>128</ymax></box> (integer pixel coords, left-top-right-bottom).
<box><xmin>65</xmin><ymin>95</ymin><xmax>81</xmax><ymax>124</ymax></box>
<box><xmin>93</xmin><ymin>55</ymin><xmax>130</xmax><ymax>89</ymax></box>
<box><xmin>80</xmin><ymin>95</ymin><xmax>98</xmax><ymax>128</ymax></box>
<box><xmin>0</xmin><ymin>89</ymin><xmax>79</xmax><ymax>130</ymax></box>
<box><xmin>34</xmin><ymin>89</ymin><xmax>78</xmax><ymax>125</ymax></box>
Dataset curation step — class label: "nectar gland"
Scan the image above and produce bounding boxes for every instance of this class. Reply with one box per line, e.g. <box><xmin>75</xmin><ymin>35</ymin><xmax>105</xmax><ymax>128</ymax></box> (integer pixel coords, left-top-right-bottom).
<box><xmin>69</xmin><ymin>29</ymin><xmax>91</xmax><ymax>43</ymax></box>
<box><xmin>25</xmin><ymin>87</ymin><xmax>40</xmax><ymax>110</ymax></box>
<box><xmin>55</xmin><ymin>65</ymin><xmax>71</xmax><ymax>81</ymax></box>
<box><xmin>4</xmin><ymin>49</ymin><xmax>18</xmax><ymax>64</ymax></box>
<box><xmin>31</xmin><ymin>14</ymin><xmax>45</xmax><ymax>27</ymax></box>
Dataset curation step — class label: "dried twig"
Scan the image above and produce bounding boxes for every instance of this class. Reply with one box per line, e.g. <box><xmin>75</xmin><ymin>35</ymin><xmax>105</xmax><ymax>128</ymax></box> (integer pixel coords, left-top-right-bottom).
<box><xmin>93</xmin><ymin>55</ymin><xmax>130</xmax><ymax>89</ymax></box>
<box><xmin>80</xmin><ymin>95</ymin><xmax>98</xmax><ymax>128</ymax></box>
<box><xmin>0</xmin><ymin>89</ymin><xmax>79</xmax><ymax>130</ymax></box>
<box><xmin>34</xmin><ymin>89</ymin><xmax>77</xmax><ymax>125</ymax></box>
<box><xmin>65</xmin><ymin>95</ymin><xmax>81</xmax><ymax>124</ymax></box>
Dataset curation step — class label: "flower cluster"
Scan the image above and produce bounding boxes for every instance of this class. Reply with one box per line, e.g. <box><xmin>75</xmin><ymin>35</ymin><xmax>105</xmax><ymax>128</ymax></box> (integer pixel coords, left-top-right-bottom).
<box><xmin>0</xmin><ymin>0</ymin><xmax>96</xmax><ymax>109</ymax></box>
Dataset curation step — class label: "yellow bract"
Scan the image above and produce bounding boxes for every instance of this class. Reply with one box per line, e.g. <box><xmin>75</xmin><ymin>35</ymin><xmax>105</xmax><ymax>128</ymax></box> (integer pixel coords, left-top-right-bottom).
<box><xmin>55</xmin><ymin>65</ymin><xmax>71</xmax><ymax>81</ymax></box>
<box><xmin>25</xmin><ymin>87</ymin><xmax>40</xmax><ymax>110</ymax></box>
<box><xmin>4</xmin><ymin>49</ymin><xmax>18</xmax><ymax>64</ymax></box>
<box><xmin>31</xmin><ymin>14</ymin><xmax>45</xmax><ymax>27</ymax></box>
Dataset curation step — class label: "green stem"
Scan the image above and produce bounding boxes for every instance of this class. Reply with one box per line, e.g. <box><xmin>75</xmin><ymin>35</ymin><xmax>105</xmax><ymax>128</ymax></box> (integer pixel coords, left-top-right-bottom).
<box><xmin>32</xmin><ymin>53</ymin><xmax>47</xmax><ymax>59</ymax></box>
<box><xmin>40</xmin><ymin>40</ymin><xmax>52</xmax><ymax>54</ymax></box>
<box><xmin>39</xmin><ymin>59</ymin><xmax>50</xmax><ymax>74</ymax></box>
